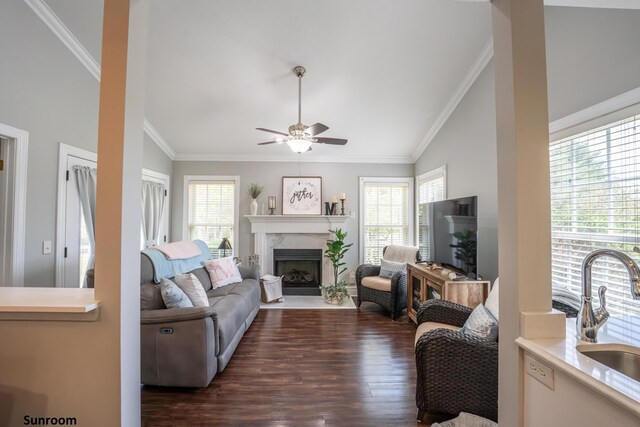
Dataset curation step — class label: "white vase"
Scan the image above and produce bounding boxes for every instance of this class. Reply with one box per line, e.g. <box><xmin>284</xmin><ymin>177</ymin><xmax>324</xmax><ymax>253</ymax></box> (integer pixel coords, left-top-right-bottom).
<box><xmin>250</xmin><ymin>199</ymin><xmax>258</xmax><ymax>216</ymax></box>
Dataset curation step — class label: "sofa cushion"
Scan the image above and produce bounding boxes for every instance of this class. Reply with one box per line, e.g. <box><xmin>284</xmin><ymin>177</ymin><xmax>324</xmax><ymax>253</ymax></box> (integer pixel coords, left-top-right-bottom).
<box><xmin>205</xmin><ymin>257</ymin><xmax>243</xmax><ymax>288</ymax></box>
<box><xmin>191</xmin><ymin>267</ymin><xmax>213</xmax><ymax>292</ymax></box>
<box><xmin>140</xmin><ymin>283</ymin><xmax>166</xmax><ymax>310</ymax></box>
<box><xmin>362</xmin><ymin>275</ymin><xmax>392</xmax><ymax>292</ymax></box>
<box><xmin>159</xmin><ymin>279</ymin><xmax>194</xmax><ymax>309</ymax></box>
<box><xmin>379</xmin><ymin>259</ymin><xmax>406</xmax><ymax>279</ymax></box>
<box><xmin>173</xmin><ymin>273</ymin><xmax>209</xmax><ymax>307</ymax></box>
<box><xmin>414</xmin><ymin>321</ymin><xmax>460</xmax><ymax>347</ymax></box>
<box><xmin>460</xmin><ymin>303</ymin><xmax>499</xmax><ymax>341</ymax></box>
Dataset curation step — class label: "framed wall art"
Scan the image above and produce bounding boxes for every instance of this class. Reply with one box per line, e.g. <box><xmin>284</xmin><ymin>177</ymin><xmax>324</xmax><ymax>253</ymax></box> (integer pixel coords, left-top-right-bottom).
<box><xmin>282</xmin><ymin>176</ymin><xmax>322</xmax><ymax>215</ymax></box>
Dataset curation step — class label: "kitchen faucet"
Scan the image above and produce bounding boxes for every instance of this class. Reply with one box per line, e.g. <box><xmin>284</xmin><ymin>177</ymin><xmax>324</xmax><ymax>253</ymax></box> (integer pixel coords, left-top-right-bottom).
<box><xmin>576</xmin><ymin>249</ymin><xmax>640</xmax><ymax>343</ymax></box>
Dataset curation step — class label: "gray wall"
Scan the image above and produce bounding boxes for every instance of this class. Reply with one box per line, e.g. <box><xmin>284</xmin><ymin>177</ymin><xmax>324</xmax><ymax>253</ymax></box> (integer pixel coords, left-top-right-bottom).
<box><xmin>0</xmin><ymin>1</ymin><xmax>171</xmax><ymax>286</ymax></box>
<box><xmin>413</xmin><ymin>6</ymin><xmax>640</xmax><ymax>284</ymax></box>
<box><xmin>414</xmin><ymin>62</ymin><xmax>498</xmax><ymax>283</ymax></box>
<box><xmin>545</xmin><ymin>7</ymin><xmax>640</xmax><ymax>122</ymax></box>
<box><xmin>171</xmin><ymin>161</ymin><xmax>414</xmax><ymax>279</ymax></box>
<box><xmin>143</xmin><ymin>133</ymin><xmax>172</xmax><ymax>176</ymax></box>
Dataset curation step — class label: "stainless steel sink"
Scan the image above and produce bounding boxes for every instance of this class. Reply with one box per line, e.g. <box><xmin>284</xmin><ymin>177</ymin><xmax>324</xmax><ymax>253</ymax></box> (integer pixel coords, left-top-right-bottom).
<box><xmin>577</xmin><ymin>343</ymin><xmax>640</xmax><ymax>382</ymax></box>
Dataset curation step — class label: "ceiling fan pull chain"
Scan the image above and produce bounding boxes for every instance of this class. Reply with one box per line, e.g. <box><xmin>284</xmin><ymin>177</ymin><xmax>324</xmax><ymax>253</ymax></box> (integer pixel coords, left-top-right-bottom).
<box><xmin>298</xmin><ymin>153</ymin><xmax>301</xmax><ymax>183</ymax></box>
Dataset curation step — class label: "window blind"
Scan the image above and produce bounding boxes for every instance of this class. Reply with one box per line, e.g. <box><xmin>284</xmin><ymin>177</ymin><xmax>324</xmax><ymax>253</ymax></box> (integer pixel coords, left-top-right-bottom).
<box><xmin>363</xmin><ymin>181</ymin><xmax>410</xmax><ymax>264</ymax></box>
<box><xmin>417</xmin><ymin>168</ymin><xmax>446</xmax><ymax>261</ymax></box>
<box><xmin>550</xmin><ymin>114</ymin><xmax>640</xmax><ymax>317</ymax></box>
<box><xmin>188</xmin><ymin>180</ymin><xmax>235</xmax><ymax>257</ymax></box>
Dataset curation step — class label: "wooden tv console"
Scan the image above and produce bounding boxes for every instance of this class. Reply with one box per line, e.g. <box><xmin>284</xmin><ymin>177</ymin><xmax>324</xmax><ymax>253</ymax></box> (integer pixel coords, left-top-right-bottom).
<box><xmin>407</xmin><ymin>263</ymin><xmax>490</xmax><ymax>324</ymax></box>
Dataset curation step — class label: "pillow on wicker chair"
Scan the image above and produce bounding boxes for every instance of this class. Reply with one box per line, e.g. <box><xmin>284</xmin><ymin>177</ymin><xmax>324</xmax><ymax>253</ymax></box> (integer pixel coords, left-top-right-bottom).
<box><xmin>379</xmin><ymin>259</ymin><xmax>406</xmax><ymax>279</ymax></box>
<box><xmin>460</xmin><ymin>303</ymin><xmax>499</xmax><ymax>341</ymax></box>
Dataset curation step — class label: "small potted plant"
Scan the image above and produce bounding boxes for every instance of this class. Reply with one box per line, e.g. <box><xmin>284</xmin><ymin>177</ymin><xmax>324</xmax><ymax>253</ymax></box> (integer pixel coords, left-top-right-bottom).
<box><xmin>247</xmin><ymin>183</ymin><xmax>264</xmax><ymax>215</ymax></box>
<box><xmin>320</xmin><ymin>228</ymin><xmax>353</xmax><ymax>305</ymax></box>
<box><xmin>449</xmin><ymin>228</ymin><xmax>477</xmax><ymax>275</ymax></box>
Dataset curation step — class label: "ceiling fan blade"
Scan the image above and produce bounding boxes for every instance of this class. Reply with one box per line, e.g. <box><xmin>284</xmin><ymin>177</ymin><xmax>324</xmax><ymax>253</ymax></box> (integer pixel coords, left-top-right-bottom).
<box><xmin>306</xmin><ymin>123</ymin><xmax>329</xmax><ymax>136</ymax></box>
<box><xmin>315</xmin><ymin>137</ymin><xmax>348</xmax><ymax>145</ymax></box>
<box><xmin>257</xmin><ymin>141</ymin><xmax>283</xmax><ymax>145</ymax></box>
<box><xmin>256</xmin><ymin>127</ymin><xmax>290</xmax><ymax>137</ymax></box>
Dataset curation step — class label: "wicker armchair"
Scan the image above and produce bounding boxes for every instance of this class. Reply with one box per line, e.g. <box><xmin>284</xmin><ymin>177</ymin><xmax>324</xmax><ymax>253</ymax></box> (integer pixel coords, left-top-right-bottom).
<box><xmin>415</xmin><ymin>299</ymin><xmax>498</xmax><ymax>422</ymax></box>
<box><xmin>356</xmin><ymin>245</ymin><xmax>419</xmax><ymax>320</ymax></box>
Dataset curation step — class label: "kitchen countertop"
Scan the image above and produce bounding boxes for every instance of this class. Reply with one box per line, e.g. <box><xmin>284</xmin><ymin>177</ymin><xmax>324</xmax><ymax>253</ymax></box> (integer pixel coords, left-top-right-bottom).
<box><xmin>517</xmin><ymin>316</ymin><xmax>640</xmax><ymax>418</ymax></box>
<box><xmin>0</xmin><ymin>287</ymin><xmax>100</xmax><ymax>321</ymax></box>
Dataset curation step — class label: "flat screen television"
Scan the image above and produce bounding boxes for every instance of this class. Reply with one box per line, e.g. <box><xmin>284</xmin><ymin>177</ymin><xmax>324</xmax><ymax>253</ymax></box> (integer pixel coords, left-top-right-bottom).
<box><xmin>418</xmin><ymin>196</ymin><xmax>478</xmax><ymax>277</ymax></box>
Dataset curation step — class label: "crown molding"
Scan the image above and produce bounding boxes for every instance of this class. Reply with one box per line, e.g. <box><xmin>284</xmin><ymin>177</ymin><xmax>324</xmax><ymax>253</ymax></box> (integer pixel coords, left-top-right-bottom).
<box><xmin>24</xmin><ymin>0</ymin><xmax>174</xmax><ymax>159</ymax></box>
<box><xmin>172</xmin><ymin>152</ymin><xmax>413</xmax><ymax>164</ymax></box>
<box><xmin>143</xmin><ymin>119</ymin><xmax>176</xmax><ymax>159</ymax></box>
<box><xmin>411</xmin><ymin>38</ymin><xmax>494</xmax><ymax>162</ymax></box>
<box><xmin>545</xmin><ymin>0</ymin><xmax>640</xmax><ymax>9</ymax></box>
<box><xmin>23</xmin><ymin>0</ymin><xmax>101</xmax><ymax>80</ymax></box>
<box><xmin>549</xmin><ymin>87</ymin><xmax>640</xmax><ymax>135</ymax></box>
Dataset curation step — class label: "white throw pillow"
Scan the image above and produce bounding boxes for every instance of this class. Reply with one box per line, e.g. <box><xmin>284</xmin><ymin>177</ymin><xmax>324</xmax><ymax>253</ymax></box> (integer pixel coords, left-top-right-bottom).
<box><xmin>460</xmin><ymin>303</ymin><xmax>499</xmax><ymax>341</ymax></box>
<box><xmin>159</xmin><ymin>279</ymin><xmax>194</xmax><ymax>309</ymax></box>
<box><xmin>379</xmin><ymin>258</ymin><xmax>406</xmax><ymax>279</ymax></box>
<box><xmin>485</xmin><ymin>277</ymin><xmax>499</xmax><ymax>321</ymax></box>
<box><xmin>204</xmin><ymin>257</ymin><xmax>243</xmax><ymax>289</ymax></box>
<box><xmin>173</xmin><ymin>273</ymin><xmax>209</xmax><ymax>307</ymax></box>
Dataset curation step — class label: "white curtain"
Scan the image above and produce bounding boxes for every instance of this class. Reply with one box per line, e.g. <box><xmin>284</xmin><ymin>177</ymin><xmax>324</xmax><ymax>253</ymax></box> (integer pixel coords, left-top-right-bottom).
<box><xmin>141</xmin><ymin>180</ymin><xmax>166</xmax><ymax>247</ymax></box>
<box><xmin>73</xmin><ymin>165</ymin><xmax>97</xmax><ymax>283</ymax></box>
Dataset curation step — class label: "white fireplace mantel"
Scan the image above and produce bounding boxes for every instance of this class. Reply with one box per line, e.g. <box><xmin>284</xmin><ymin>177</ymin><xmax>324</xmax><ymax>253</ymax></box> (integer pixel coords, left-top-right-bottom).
<box><xmin>245</xmin><ymin>215</ymin><xmax>349</xmax><ymax>234</ymax></box>
<box><xmin>245</xmin><ymin>215</ymin><xmax>350</xmax><ymax>280</ymax></box>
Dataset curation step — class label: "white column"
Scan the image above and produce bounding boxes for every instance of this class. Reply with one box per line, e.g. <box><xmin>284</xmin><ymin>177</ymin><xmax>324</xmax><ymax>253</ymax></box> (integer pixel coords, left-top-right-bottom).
<box><xmin>94</xmin><ymin>0</ymin><xmax>148</xmax><ymax>425</ymax></box>
<box><xmin>492</xmin><ymin>1</ymin><xmax>565</xmax><ymax>425</ymax></box>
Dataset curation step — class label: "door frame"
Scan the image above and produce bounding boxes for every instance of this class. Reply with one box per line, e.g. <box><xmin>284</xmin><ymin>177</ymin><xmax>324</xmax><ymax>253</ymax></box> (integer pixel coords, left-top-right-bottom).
<box><xmin>55</xmin><ymin>143</ymin><xmax>97</xmax><ymax>287</ymax></box>
<box><xmin>0</xmin><ymin>123</ymin><xmax>28</xmax><ymax>287</ymax></box>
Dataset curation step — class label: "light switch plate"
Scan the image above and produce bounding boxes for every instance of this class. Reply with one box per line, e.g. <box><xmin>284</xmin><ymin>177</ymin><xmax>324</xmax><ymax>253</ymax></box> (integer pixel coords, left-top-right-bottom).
<box><xmin>525</xmin><ymin>353</ymin><xmax>554</xmax><ymax>390</ymax></box>
<box><xmin>43</xmin><ymin>240</ymin><xmax>52</xmax><ymax>254</ymax></box>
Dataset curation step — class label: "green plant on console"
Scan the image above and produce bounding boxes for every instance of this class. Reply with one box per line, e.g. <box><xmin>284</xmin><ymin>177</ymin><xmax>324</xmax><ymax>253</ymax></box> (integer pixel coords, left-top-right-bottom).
<box><xmin>449</xmin><ymin>228</ymin><xmax>477</xmax><ymax>274</ymax></box>
<box><xmin>247</xmin><ymin>183</ymin><xmax>264</xmax><ymax>199</ymax></box>
<box><xmin>320</xmin><ymin>228</ymin><xmax>353</xmax><ymax>305</ymax></box>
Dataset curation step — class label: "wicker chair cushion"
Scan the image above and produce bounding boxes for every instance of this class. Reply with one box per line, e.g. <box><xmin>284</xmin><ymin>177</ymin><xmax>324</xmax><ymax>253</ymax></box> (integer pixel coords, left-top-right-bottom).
<box><xmin>414</xmin><ymin>321</ymin><xmax>459</xmax><ymax>347</ymax></box>
<box><xmin>361</xmin><ymin>275</ymin><xmax>392</xmax><ymax>292</ymax></box>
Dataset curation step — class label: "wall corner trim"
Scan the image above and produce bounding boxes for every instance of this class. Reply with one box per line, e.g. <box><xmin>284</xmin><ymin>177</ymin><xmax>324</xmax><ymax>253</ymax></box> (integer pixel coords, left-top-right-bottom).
<box><xmin>23</xmin><ymin>0</ymin><xmax>175</xmax><ymax>161</ymax></box>
<box><xmin>411</xmin><ymin>38</ymin><xmax>494</xmax><ymax>162</ymax></box>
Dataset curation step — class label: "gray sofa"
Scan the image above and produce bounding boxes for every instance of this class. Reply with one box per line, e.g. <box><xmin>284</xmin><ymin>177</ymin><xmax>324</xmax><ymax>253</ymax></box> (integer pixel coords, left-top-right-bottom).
<box><xmin>139</xmin><ymin>253</ymin><xmax>261</xmax><ymax>387</ymax></box>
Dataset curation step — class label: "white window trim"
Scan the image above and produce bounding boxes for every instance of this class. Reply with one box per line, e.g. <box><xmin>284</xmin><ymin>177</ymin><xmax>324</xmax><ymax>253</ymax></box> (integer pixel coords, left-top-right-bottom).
<box><xmin>141</xmin><ymin>168</ymin><xmax>171</xmax><ymax>247</ymax></box>
<box><xmin>415</xmin><ymin>165</ymin><xmax>447</xmax><ymax>249</ymax></box>
<box><xmin>0</xmin><ymin>123</ymin><xmax>28</xmax><ymax>287</ymax></box>
<box><xmin>358</xmin><ymin>176</ymin><xmax>414</xmax><ymax>264</ymax></box>
<box><xmin>182</xmin><ymin>175</ymin><xmax>240</xmax><ymax>256</ymax></box>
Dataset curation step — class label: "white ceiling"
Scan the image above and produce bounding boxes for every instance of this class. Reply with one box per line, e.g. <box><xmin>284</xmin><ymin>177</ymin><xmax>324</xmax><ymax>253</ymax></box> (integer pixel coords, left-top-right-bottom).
<box><xmin>42</xmin><ymin>0</ymin><xmax>493</xmax><ymax>163</ymax></box>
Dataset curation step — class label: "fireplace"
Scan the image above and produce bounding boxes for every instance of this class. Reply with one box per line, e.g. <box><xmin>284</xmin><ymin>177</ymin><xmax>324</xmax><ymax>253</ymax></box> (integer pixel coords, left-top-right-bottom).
<box><xmin>273</xmin><ymin>249</ymin><xmax>322</xmax><ymax>295</ymax></box>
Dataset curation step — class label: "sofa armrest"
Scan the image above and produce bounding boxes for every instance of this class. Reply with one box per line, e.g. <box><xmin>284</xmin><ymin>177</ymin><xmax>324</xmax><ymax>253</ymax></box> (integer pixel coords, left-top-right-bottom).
<box><xmin>140</xmin><ymin>306</ymin><xmax>216</xmax><ymax>324</ymax></box>
<box><xmin>416</xmin><ymin>299</ymin><xmax>473</xmax><ymax>327</ymax></box>
<box><xmin>238</xmin><ymin>264</ymin><xmax>260</xmax><ymax>281</ymax></box>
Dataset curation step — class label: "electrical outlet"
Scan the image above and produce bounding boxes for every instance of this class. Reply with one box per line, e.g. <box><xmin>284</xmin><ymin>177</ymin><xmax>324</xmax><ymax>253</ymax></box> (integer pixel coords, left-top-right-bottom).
<box><xmin>43</xmin><ymin>240</ymin><xmax>52</xmax><ymax>255</ymax></box>
<box><xmin>350</xmin><ymin>211</ymin><xmax>356</xmax><ymax>219</ymax></box>
<box><xmin>525</xmin><ymin>354</ymin><xmax>554</xmax><ymax>390</ymax></box>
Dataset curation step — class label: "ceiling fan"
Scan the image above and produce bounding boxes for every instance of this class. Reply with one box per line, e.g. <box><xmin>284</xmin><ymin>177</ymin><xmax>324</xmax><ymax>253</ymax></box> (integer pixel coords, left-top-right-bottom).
<box><xmin>257</xmin><ymin>65</ymin><xmax>348</xmax><ymax>153</ymax></box>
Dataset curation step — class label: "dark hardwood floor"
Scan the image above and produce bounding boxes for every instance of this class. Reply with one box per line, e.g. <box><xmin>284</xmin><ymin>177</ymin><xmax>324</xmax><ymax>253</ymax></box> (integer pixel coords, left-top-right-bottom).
<box><xmin>141</xmin><ymin>302</ymin><xmax>448</xmax><ymax>426</ymax></box>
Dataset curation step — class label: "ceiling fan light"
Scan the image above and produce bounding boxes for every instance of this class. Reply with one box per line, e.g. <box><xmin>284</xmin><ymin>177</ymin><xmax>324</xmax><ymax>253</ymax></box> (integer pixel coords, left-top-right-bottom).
<box><xmin>287</xmin><ymin>138</ymin><xmax>312</xmax><ymax>154</ymax></box>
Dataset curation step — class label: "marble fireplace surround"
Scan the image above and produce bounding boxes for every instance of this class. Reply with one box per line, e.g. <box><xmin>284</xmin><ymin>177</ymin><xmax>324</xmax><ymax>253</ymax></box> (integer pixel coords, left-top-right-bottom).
<box><xmin>245</xmin><ymin>215</ymin><xmax>349</xmax><ymax>285</ymax></box>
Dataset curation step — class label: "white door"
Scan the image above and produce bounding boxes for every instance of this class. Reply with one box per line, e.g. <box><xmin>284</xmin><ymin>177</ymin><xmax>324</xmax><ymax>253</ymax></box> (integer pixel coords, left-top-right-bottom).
<box><xmin>141</xmin><ymin>169</ymin><xmax>170</xmax><ymax>249</ymax></box>
<box><xmin>0</xmin><ymin>137</ymin><xmax>7</xmax><ymax>284</ymax></box>
<box><xmin>61</xmin><ymin>154</ymin><xmax>96</xmax><ymax>288</ymax></box>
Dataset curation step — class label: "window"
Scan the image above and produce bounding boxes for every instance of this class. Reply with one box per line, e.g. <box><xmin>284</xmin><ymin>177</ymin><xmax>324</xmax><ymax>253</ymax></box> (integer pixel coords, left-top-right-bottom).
<box><xmin>416</xmin><ymin>166</ymin><xmax>447</xmax><ymax>261</ymax></box>
<box><xmin>184</xmin><ymin>176</ymin><xmax>239</xmax><ymax>258</ymax></box>
<box><xmin>359</xmin><ymin>177</ymin><xmax>414</xmax><ymax>264</ymax></box>
<box><xmin>550</xmin><ymin>114</ymin><xmax>640</xmax><ymax>317</ymax></box>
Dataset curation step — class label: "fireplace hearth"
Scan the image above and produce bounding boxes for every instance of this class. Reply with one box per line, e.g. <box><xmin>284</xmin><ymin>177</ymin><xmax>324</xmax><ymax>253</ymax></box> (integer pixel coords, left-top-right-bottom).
<box><xmin>274</xmin><ymin>249</ymin><xmax>322</xmax><ymax>295</ymax></box>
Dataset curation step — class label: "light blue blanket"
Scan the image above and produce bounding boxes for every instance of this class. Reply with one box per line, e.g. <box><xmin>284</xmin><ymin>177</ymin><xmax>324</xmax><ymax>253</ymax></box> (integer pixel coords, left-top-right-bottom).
<box><xmin>142</xmin><ymin>240</ymin><xmax>212</xmax><ymax>283</ymax></box>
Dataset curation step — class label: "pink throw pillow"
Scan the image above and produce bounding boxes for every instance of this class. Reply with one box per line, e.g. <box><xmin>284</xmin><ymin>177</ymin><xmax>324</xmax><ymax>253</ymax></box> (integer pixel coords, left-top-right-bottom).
<box><xmin>204</xmin><ymin>257</ymin><xmax>243</xmax><ymax>288</ymax></box>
